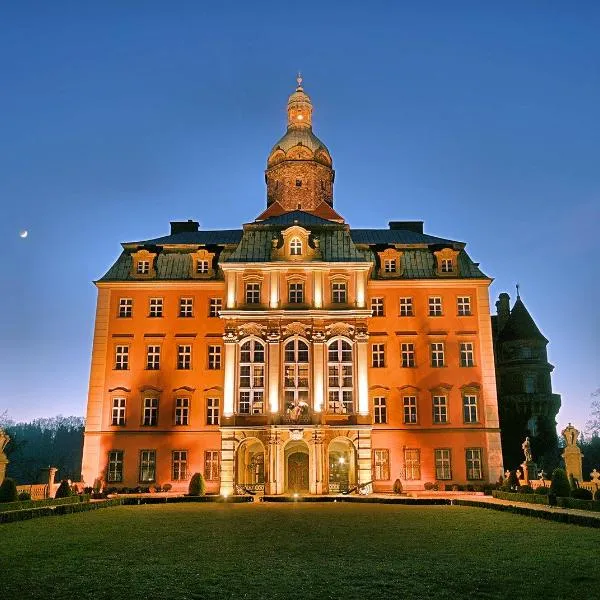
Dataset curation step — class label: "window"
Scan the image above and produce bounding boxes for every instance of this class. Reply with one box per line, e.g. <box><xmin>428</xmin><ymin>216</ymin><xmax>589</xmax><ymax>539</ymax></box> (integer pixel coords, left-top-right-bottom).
<box><xmin>332</xmin><ymin>281</ymin><xmax>347</xmax><ymax>304</ymax></box>
<box><xmin>284</xmin><ymin>339</ymin><xmax>309</xmax><ymax>410</ymax></box>
<box><xmin>111</xmin><ymin>398</ymin><xmax>126</xmax><ymax>426</ymax></box>
<box><xmin>239</xmin><ymin>339</ymin><xmax>265</xmax><ymax>414</ymax></box>
<box><xmin>433</xmin><ymin>396</ymin><xmax>448</xmax><ymax>424</ymax></box>
<box><xmin>404</xmin><ymin>448</ymin><xmax>421</xmax><ymax>480</ymax></box>
<box><xmin>177</xmin><ymin>345</ymin><xmax>192</xmax><ymax>370</ymax></box>
<box><xmin>463</xmin><ymin>395</ymin><xmax>478</xmax><ymax>423</ymax></box>
<box><xmin>371</xmin><ymin>297</ymin><xmax>384</xmax><ymax>317</ymax></box>
<box><xmin>204</xmin><ymin>450</ymin><xmax>220</xmax><ymax>481</ymax></box>
<box><xmin>118</xmin><ymin>298</ymin><xmax>132</xmax><ymax>318</ymax></box>
<box><xmin>245</xmin><ymin>282</ymin><xmax>261</xmax><ymax>304</ymax></box>
<box><xmin>460</xmin><ymin>342</ymin><xmax>475</xmax><ymax>367</ymax></box>
<box><xmin>295</xmin><ymin>179</ymin><xmax>302</xmax><ymax>187</ymax></box>
<box><xmin>435</xmin><ymin>449</ymin><xmax>452</xmax><ymax>480</ymax></box>
<box><xmin>466</xmin><ymin>448</ymin><xmax>483</xmax><ymax>480</ymax></box>
<box><xmin>441</xmin><ymin>258</ymin><xmax>454</xmax><ymax>273</ymax></box>
<box><xmin>431</xmin><ymin>343</ymin><xmax>445</xmax><ymax>367</ymax></box>
<box><xmin>208</xmin><ymin>345</ymin><xmax>221</xmax><ymax>370</ymax></box>
<box><xmin>403</xmin><ymin>396</ymin><xmax>417</xmax><ymax>424</ymax></box>
<box><xmin>384</xmin><ymin>259</ymin><xmax>396</xmax><ymax>273</ymax></box>
<box><xmin>175</xmin><ymin>397</ymin><xmax>190</xmax><ymax>426</ymax></box>
<box><xmin>139</xmin><ymin>450</ymin><xmax>156</xmax><ymax>482</ymax></box>
<box><xmin>401</xmin><ymin>343</ymin><xmax>415</xmax><ymax>368</ymax></box>
<box><xmin>373</xmin><ymin>397</ymin><xmax>387</xmax><ymax>424</ymax></box>
<box><xmin>136</xmin><ymin>261</ymin><xmax>150</xmax><ymax>275</ymax></box>
<box><xmin>327</xmin><ymin>339</ymin><xmax>353</xmax><ymax>413</ymax></box>
<box><xmin>457</xmin><ymin>296</ymin><xmax>471</xmax><ymax>316</ymax></box>
<box><xmin>399</xmin><ymin>297</ymin><xmax>413</xmax><ymax>316</ymax></box>
<box><xmin>373</xmin><ymin>449</ymin><xmax>390</xmax><ymax>481</ymax></box>
<box><xmin>143</xmin><ymin>397</ymin><xmax>158</xmax><ymax>426</ymax></box>
<box><xmin>179</xmin><ymin>297</ymin><xmax>193</xmax><ymax>317</ymax></box>
<box><xmin>524</xmin><ymin>374</ymin><xmax>537</xmax><ymax>394</ymax></box>
<box><xmin>209</xmin><ymin>298</ymin><xmax>222</xmax><ymax>317</ymax></box>
<box><xmin>196</xmin><ymin>260</ymin><xmax>209</xmax><ymax>274</ymax></box>
<box><xmin>172</xmin><ymin>450</ymin><xmax>188</xmax><ymax>481</ymax></box>
<box><xmin>146</xmin><ymin>345</ymin><xmax>160</xmax><ymax>370</ymax></box>
<box><xmin>521</xmin><ymin>346</ymin><xmax>532</xmax><ymax>359</ymax></box>
<box><xmin>107</xmin><ymin>450</ymin><xmax>124</xmax><ymax>482</ymax></box>
<box><xmin>149</xmin><ymin>298</ymin><xmax>163</xmax><ymax>318</ymax></box>
<box><xmin>290</xmin><ymin>238</ymin><xmax>302</xmax><ymax>256</ymax></box>
<box><xmin>429</xmin><ymin>296</ymin><xmax>442</xmax><ymax>316</ymax></box>
<box><xmin>371</xmin><ymin>343</ymin><xmax>385</xmax><ymax>368</ymax></box>
<box><xmin>207</xmin><ymin>397</ymin><xmax>220</xmax><ymax>425</ymax></box>
<box><xmin>114</xmin><ymin>346</ymin><xmax>129</xmax><ymax>370</ymax></box>
<box><xmin>289</xmin><ymin>282</ymin><xmax>304</xmax><ymax>304</ymax></box>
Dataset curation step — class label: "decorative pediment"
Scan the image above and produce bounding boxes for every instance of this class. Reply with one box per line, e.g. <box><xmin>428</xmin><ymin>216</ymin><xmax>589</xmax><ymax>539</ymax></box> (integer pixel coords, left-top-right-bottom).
<box><xmin>370</xmin><ymin>385</ymin><xmax>391</xmax><ymax>392</ymax></box>
<box><xmin>460</xmin><ymin>382</ymin><xmax>481</xmax><ymax>393</ymax></box>
<box><xmin>398</xmin><ymin>385</ymin><xmax>420</xmax><ymax>393</ymax></box>
<box><xmin>434</xmin><ymin>248</ymin><xmax>460</xmax><ymax>277</ymax></box>
<box><xmin>131</xmin><ymin>249</ymin><xmax>156</xmax><ymax>279</ymax></box>
<box><xmin>377</xmin><ymin>247</ymin><xmax>403</xmax><ymax>278</ymax></box>
<box><xmin>326</xmin><ymin>322</ymin><xmax>355</xmax><ymax>338</ymax></box>
<box><xmin>282</xmin><ymin>322</ymin><xmax>309</xmax><ymax>338</ymax></box>
<box><xmin>429</xmin><ymin>383</ymin><xmax>453</xmax><ymax>393</ymax></box>
<box><xmin>271</xmin><ymin>225</ymin><xmax>321</xmax><ymax>261</ymax></box>
<box><xmin>238</xmin><ymin>322</ymin><xmax>266</xmax><ymax>338</ymax></box>
<box><xmin>173</xmin><ymin>386</ymin><xmax>195</xmax><ymax>393</ymax></box>
<box><xmin>108</xmin><ymin>386</ymin><xmax>131</xmax><ymax>393</ymax></box>
<box><xmin>139</xmin><ymin>385</ymin><xmax>162</xmax><ymax>393</ymax></box>
<box><xmin>190</xmin><ymin>248</ymin><xmax>216</xmax><ymax>279</ymax></box>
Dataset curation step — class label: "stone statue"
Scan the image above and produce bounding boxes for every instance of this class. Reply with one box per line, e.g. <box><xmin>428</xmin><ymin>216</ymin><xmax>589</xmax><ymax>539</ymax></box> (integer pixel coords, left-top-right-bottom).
<box><xmin>561</xmin><ymin>423</ymin><xmax>583</xmax><ymax>482</ymax></box>
<box><xmin>562</xmin><ymin>423</ymin><xmax>579</xmax><ymax>447</ymax></box>
<box><xmin>0</xmin><ymin>429</ymin><xmax>10</xmax><ymax>485</ymax></box>
<box><xmin>522</xmin><ymin>437</ymin><xmax>533</xmax><ymax>463</ymax></box>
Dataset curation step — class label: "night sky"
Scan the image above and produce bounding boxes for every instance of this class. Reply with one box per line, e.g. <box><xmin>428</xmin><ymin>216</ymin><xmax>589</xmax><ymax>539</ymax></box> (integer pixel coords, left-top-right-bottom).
<box><xmin>1</xmin><ymin>2</ymin><xmax>598</xmax><ymax>432</ymax></box>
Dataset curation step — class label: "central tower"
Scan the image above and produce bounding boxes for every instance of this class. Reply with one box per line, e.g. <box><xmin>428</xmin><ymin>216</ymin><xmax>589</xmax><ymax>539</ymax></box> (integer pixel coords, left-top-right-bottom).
<box><xmin>264</xmin><ymin>76</ymin><xmax>336</xmax><ymax>214</ymax></box>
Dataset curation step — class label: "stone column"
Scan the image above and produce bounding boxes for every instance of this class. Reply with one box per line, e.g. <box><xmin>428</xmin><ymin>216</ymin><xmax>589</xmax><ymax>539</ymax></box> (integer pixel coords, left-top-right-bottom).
<box><xmin>312</xmin><ymin>329</ymin><xmax>325</xmax><ymax>414</ymax></box>
<box><xmin>355</xmin><ymin>429</ymin><xmax>373</xmax><ymax>493</ymax></box>
<box><xmin>310</xmin><ymin>428</ymin><xmax>324</xmax><ymax>494</ymax></box>
<box><xmin>220</xmin><ymin>431</ymin><xmax>236</xmax><ymax>496</ymax></box>
<box><xmin>267</xmin><ymin>330</ymin><xmax>281</xmax><ymax>414</ymax></box>
<box><xmin>222</xmin><ymin>329</ymin><xmax>238</xmax><ymax>418</ymax></box>
<box><xmin>0</xmin><ymin>429</ymin><xmax>9</xmax><ymax>485</ymax></box>
<box><xmin>355</xmin><ymin>330</ymin><xmax>370</xmax><ymax>416</ymax></box>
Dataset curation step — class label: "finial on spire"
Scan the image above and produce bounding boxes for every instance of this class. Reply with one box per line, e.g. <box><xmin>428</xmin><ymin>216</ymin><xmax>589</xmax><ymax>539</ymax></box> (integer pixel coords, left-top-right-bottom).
<box><xmin>296</xmin><ymin>72</ymin><xmax>303</xmax><ymax>89</ymax></box>
<box><xmin>516</xmin><ymin>282</ymin><xmax>520</xmax><ymax>299</ymax></box>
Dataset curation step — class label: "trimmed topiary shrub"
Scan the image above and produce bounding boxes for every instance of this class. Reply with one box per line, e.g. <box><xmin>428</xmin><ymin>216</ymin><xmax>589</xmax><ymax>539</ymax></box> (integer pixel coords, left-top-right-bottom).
<box><xmin>392</xmin><ymin>479</ymin><xmax>403</xmax><ymax>494</ymax></box>
<box><xmin>0</xmin><ymin>478</ymin><xmax>18</xmax><ymax>502</ymax></box>
<box><xmin>54</xmin><ymin>480</ymin><xmax>73</xmax><ymax>499</ymax></box>
<box><xmin>502</xmin><ymin>471</ymin><xmax>520</xmax><ymax>492</ymax></box>
<box><xmin>550</xmin><ymin>468</ymin><xmax>571</xmax><ymax>498</ymax></box>
<box><xmin>18</xmin><ymin>491</ymin><xmax>31</xmax><ymax>501</ymax></box>
<box><xmin>535</xmin><ymin>486</ymin><xmax>550</xmax><ymax>495</ymax></box>
<box><xmin>423</xmin><ymin>482</ymin><xmax>438</xmax><ymax>491</ymax></box>
<box><xmin>188</xmin><ymin>473</ymin><xmax>206</xmax><ymax>496</ymax></box>
<box><xmin>594</xmin><ymin>488</ymin><xmax>600</xmax><ymax>502</ymax></box>
<box><xmin>163</xmin><ymin>483</ymin><xmax>172</xmax><ymax>492</ymax></box>
<box><xmin>572</xmin><ymin>488</ymin><xmax>593</xmax><ymax>500</ymax></box>
<box><xmin>518</xmin><ymin>485</ymin><xmax>534</xmax><ymax>494</ymax></box>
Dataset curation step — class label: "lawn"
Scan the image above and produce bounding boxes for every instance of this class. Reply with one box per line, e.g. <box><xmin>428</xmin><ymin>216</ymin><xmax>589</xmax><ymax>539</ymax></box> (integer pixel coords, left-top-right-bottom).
<box><xmin>1</xmin><ymin>503</ymin><xmax>598</xmax><ymax>599</ymax></box>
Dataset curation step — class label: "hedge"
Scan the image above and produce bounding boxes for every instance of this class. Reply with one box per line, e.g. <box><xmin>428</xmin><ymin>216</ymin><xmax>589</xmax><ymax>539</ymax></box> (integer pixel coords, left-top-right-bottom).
<box><xmin>0</xmin><ymin>498</ymin><xmax>122</xmax><ymax>524</ymax></box>
<box><xmin>492</xmin><ymin>491</ymin><xmax>549</xmax><ymax>505</ymax></box>
<box><xmin>0</xmin><ymin>495</ymin><xmax>90</xmax><ymax>513</ymax></box>
<box><xmin>120</xmin><ymin>495</ymin><xmax>253</xmax><ymax>505</ymax></box>
<box><xmin>556</xmin><ymin>497</ymin><xmax>600</xmax><ymax>512</ymax></box>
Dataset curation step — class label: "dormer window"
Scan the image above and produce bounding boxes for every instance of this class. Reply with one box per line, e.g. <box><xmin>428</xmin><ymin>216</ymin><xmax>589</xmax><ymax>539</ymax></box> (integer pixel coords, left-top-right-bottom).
<box><xmin>137</xmin><ymin>261</ymin><xmax>150</xmax><ymax>275</ymax></box>
<box><xmin>384</xmin><ymin>259</ymin><xmax>396</xmax><ymax>273</ymax></box>
<box><xmin>290</xmin><ymin>238</ymin><xmax>302</xmax><ymax>256</ymax></box>
<box><xmin>434</xmin><ymin>248</ymin><xmax>460</xmax><ymax>277</ymax></box>
<box><xmin>441</xmin><ymin>259</ymin><xmax>454</xmax><ymax>273</ymax></box>
<box><xmin>131</xmin><ymin>249</ymin><xmax>157</xmax><ymax>279</ymax></box>
<box><xmin>197</xmin><ymin>260</ymin><xmax>209</xmax><ymax>274</ymax></box>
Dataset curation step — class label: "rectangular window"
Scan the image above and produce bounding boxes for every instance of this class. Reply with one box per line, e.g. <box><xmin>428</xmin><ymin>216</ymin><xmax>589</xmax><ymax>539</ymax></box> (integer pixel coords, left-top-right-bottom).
<box><xmin>177</xmin><ymin>345</ymin><xmax>192</xmax><ymax>370</ymax></box>
<box><xmin>172</xmin><ymin>450</ymin><xmax>188</xmax><ymax>481</ymax></box>
<box><xmin>209</xmin><ymin>298</ymin><xmax>222</xmax><ymax>317</ymax></box>
<box><xmin>289</xmin><ymin>282</ymin><xmax>304</xmax><ymax>304</ymax></box>
<box><xmin>463</xmin><ymin>395</ymin><xmax>478</xmax><ymax>424</ymax></box>
<box><xmin>524</xmin><ymin>375</ymin><xmax>537</xmax><ymax>394</ymax></box>
<box><xmin>373</xmin><ymin>449</ymin><xmax>390</xmax><ymax>481</ymax></box>
<box><xmin>399</xmin><ymin>297</ymin><xmax>413</xmax><ymax>316</ymax></box>
<box><xmin>371</xmin><ymin>343</ymin><xmax>385</xmax><ymax>368</ymax></box>
<box><xmin>175</xmin><ymin>397</ymin><xmax>190</xmax><ymax>426</ymax></box>
<box><xmin>403</xmin><ymin>396</ymin><xmax>417</xmax><ymax>424</ymax></box>
<box><xmin>207</xmin><ymin>397</ymin><xmax>220</xmax><ymax>425</ymax></box>
<box><xmin>429</xmin><ymin>296</ymin><xmax>442</xmax><ymax>316</ymax></box>
<box><xmin>332</xmin><ymin>282</ymin><xmax>347</xmax><ymax>304</ymax></box>
<box><xmin>149</xmin><ymin>298</ymin><xmax>163</xmax><ymax>318</ymax></box>
<box><xmin>107</xmin><ymin>450</ymin><xmax>124</xmax><ymax>482</ymax></box>
<box><xmin>431</xmin><ymin>343</ymin><xmax>445</xmax><ymax>367</ymax></box>
<box><xmin>246</xmin><ymin>283</ymin><xmax>261</xmax><ymax>304</ymax></box>
<box><xmin>142</xmin><ymin>397</ymin><xmax>158</xmax><ymax>426</ymax></box>
<box><xmin>204</xmin><ymin>450</ymin><xmax>220</xmax><ymax>481</ymax></box>
<box><xmin>371</xmin><ymin>297</ymin><xmax>384</xmax><ymax>317</ymax></box>
<box><xmin>139</xmin><ymin>450</ymin><xmax>156</xmax><ymax>482</ymax></box>
<box><xmin>435</xmin><ymin>449</ymin><xmax>452</xmax><ymax>480</ymax></box>
<box><xmin>136</xmin><ymin>261</ymin><xmax>150</xmax><ymax>275</ymax></box>
<box><xmin>118</xmin><ymin>298</ymin><xmax>132</xmax><ymax>318</ymax></box>
<box><xmin>384</xmin><ymin>259</ymin><xmax>396</xmax><ymax>273</ymax></box>
<box><xmin>404</xmin><ymin>448</ymin><xmax>421</xmax><ymax>480</ymax></box>
<box><xmin>179</xmin><ymin>297</ymin><xmax>193</xmax><ymax>317</ymax></box>
<box><xmin>401</xmin><ymin>343</ymin><xmax>415</xmax><ymax>368</ymax></box>
<box><xmin>373</xmin><ymin>397</ymin><xmax>387</xmax><ymax>424</ymax></box>
<box><xmin>466</xmin><ymin>448</ymin><xmax>483</xmax><ymax>480</ymax></box>
<box><xmin>327</xmin><ymin>390</ymin><xmax>353</xmax><ymax>414</ymax></box>
<box><xmin>114</xmin><ymin>346</ymin><xmax>129</xmax><ymax>370</ymax></box>
<box><xmin>111</xmin><ymin>398</ymin><xmax>126</xmax><ymax>426</ymax></box>
<box><xmin>146</xmin><ymin>345</ymin><xmax>160</xmax><ymax>370</ymax></box>
<box><xmin>433</xmin><ymin>395</ymin><xmax>448</xmax><ymax>424</ymax></box>
<box><xmin>460</xmin><ymin>342</ymin><xmax>475</xmax><ymax>367</ymax></box>
<box><xmin>441</xmin><ymin>258</ymin><xmax>453</xmax><ymax>273</ymax></box>
<box><xmin>208</xmin><ymin>345</ymin><xmax>221</xmax><ymax>370</ymax></box>
<box><xmin>196</xmin><ymin>260</ymin><xmax>209</xmax><ymax>274</ymax></box>
<box><xmin>457</xmin><ymin>296</ymin><xmax>471</xmax><ymax>316</ymax></box>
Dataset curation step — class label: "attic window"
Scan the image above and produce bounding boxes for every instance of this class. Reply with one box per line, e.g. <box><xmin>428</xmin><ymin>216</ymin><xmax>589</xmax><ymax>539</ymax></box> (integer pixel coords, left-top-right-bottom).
<box><xmin>295</xmin><ymin>179</ymin><xmax>302</xmax><ymax>187</ymax></box>
<box><xmin>137</xmin><ymin>261</ymin><xmax>150</xmax><ymax>275</ymax></box>
<box><xmin>290</xmin><ymin>238</ymin><xmax>302</xmax><ymax>256</ymax></box>
<box><xmin>384</xmin><ymin>259</ymin><xmax>397</xmax><ymax>273</ymax></box>
<box><xmin>441</xmin><ymin>259</ymin><xmax>454</xmax><ymax>273</ymax></box>
<box><xmin>197</xmin><ymin>260</ymin><xmax>209</xmax><ymax>274</ymax></box>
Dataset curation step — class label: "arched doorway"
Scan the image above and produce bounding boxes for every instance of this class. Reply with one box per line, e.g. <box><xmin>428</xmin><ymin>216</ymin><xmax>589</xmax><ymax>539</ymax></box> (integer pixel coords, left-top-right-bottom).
<box><xmin>328</xmin><ymin>438</ymin><xmax>357</xmax><ymax>494</ymax></box>
<box><xmin>285</xmin><ymin>440</ymin><xmax>309</xmax><ymax>493</ymax></box>
<box><xmin>235</xmin><ymin>439</ymin><xmax>265</xmax><ymax>493</ymax></box>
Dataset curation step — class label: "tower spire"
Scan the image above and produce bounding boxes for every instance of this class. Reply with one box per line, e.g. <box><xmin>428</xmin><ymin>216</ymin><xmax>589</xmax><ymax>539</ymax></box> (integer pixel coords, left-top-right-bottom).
<box><xmin>287</xmin><ymin>73</ymin><xmax>312</xmax><ymax>129</ymax></box>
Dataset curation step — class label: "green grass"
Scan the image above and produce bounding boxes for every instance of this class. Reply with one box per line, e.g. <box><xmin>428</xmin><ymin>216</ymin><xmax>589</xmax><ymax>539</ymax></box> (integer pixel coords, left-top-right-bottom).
<box><xmin>2</xmin><ymin>503</ymin><xmax>598</xmax><ymax>599</ymax></box>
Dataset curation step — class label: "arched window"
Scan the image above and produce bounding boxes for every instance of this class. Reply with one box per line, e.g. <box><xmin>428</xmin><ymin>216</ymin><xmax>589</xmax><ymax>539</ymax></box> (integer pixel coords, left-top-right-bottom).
<box><xmin>284</xmin><ymin>339</ymin><xmax>309</xmax><ymax>410</ymax></box>
<box><xmin>239</xmin><ymin>340</ymin><xmax>265</xmax><ymax>414</ymax></box>
<box><xmin>290</xmin><ymin>238</ymin><xmax>302</xmax><ymax>256</ymax></box>
<box><xmin>327</xmin><ymin>339</ymin><xmax>353</xmax><ymax>413</ymax></box>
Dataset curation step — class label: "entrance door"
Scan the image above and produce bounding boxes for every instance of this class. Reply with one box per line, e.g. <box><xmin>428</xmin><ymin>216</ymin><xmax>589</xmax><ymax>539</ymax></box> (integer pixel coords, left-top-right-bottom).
<box><xmin>287</xmin><ymin>452</ymin><xmax>309</xmax><ymax>492</ymax></box>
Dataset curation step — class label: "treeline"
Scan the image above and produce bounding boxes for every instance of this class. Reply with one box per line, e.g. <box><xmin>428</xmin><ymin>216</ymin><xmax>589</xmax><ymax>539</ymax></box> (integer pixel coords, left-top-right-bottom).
<box><xmin>1</xmin><ymin>415</ymin><xmax>85</xmax><ymax>484</ymax></box>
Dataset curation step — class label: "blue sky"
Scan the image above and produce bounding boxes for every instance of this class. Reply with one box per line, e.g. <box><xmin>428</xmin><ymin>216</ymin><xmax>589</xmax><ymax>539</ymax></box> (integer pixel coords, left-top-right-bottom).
<box><xmin>1</xmin><ymin>2</ymin><xmax>598</xmax><ymax>432</ymax></box>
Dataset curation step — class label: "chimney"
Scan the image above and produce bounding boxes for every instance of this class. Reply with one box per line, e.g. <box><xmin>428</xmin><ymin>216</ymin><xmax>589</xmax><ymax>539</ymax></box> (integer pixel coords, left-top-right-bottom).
<box><xmin>170</xmin><ymin>220</ymin><xmax>199</xmax><ymax>235</ymax></box>
<box><xmin>496</xmin><ymin>293</ymin><xmax>511</xmax><ymax>331</ymax></box>
<box><xmin>388</xmin><ymin>221</ymin><xmax>424</xmax><ymax>234</ymax></box>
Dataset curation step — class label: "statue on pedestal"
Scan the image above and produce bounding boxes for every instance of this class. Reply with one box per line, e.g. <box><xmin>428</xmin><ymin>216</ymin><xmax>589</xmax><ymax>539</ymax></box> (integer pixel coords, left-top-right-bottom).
<box><xmin>561</xmin><ymin>423</ymin><xmax>583</xmax><ymax>482</ymax></box>
<box><xmin>520</xmin><ymin>436</ymin><xmax>538</xmax><ymax>483</ymax></box>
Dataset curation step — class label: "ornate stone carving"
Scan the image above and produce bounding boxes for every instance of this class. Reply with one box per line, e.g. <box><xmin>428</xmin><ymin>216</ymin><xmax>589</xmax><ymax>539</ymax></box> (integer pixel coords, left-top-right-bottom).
<box><xmin>282</xmin><ymin>322</ymin><xmax>309</xmax><ymax>338</ymax></box>
<box><xmin>289</xmin><ymin>429</ymin><xmax>304</xmax><ymax>441</ymax></box>
<box><xmin>223</xmin><ymin>325</ymin><xmax>238</xmax><ymax>343</ymax></box>
<box><xmin>326</xmin><ymin>322</ymin><xmax>355</xmax><ymax>338</ymax></box>
<box><xmin>238</xmin><ymin>322</ymin><xmax>266</xmax><ymax>338</ymax></box>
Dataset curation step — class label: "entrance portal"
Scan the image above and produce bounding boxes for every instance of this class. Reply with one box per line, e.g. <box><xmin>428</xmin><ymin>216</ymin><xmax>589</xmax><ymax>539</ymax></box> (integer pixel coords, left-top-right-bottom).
<box><xmin>328</xmin><ymin>438</ymin><xmax>357</xmax><ymax>493</ymax></box>
<box><xmin>287</xmin><ymin>452</ymin><xmax>309</xmax><ymax>492</ymax></box>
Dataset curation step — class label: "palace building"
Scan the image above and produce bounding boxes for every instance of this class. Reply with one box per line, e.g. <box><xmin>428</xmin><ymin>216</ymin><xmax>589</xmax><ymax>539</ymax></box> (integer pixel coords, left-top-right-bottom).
<box><xmin>82</xmin><ymin>78</ymin><xmax>504</xmax><ymax>494</ymax></box>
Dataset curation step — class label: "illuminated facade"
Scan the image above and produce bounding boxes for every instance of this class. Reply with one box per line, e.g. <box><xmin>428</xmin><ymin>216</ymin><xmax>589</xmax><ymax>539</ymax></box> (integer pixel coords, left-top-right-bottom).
<box><xmin>82</xmin><ymin>78</ymin><xmax>504</xmax><ymax>494</ymax></box>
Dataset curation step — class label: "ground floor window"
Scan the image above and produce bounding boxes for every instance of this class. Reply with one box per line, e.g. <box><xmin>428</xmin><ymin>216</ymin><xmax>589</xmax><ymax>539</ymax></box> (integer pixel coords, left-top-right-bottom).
<box><xmin>373</xmin><ymin>449</ymin><xmax>390</xmax><ymax>481</ymax></box>
<box><xmin>404</xmin><ymin>448</ymin><xmax>421</xmax><ymax>480</ymax></box>
<box><xmin>435</xmin><ymin>449</ymin><xmax>452</xmax><ymax>480</ymax></box>
<box><xmin>172</xmin><ymin>450</ymin><xmax>188</xmax><ymax>481</ymax></box>
<box><xmin>139</xmin><ymin>450</ymin><xmax>156</xmax><ymax>482</ymax></box>
<box><xmin>204</xmin><ymin>450</ymin><xmax>220</xmax><ymax>481</ymax></box>
<box><xmin>466</xmin><ymin>448</ymin><xmax>483</xmax><ymax>480</ymax></box>
<box><xmin>107</xmin><ymin>450</ymin><xmax>123</xmax><ymax>482</ymax></box>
